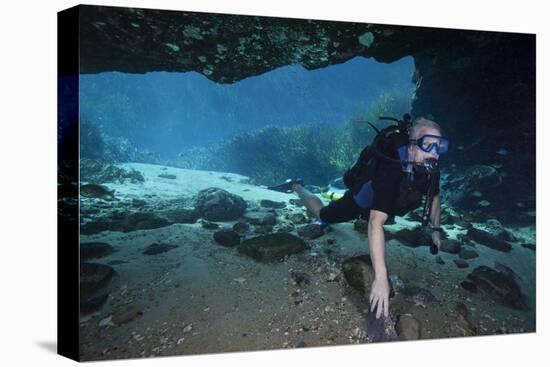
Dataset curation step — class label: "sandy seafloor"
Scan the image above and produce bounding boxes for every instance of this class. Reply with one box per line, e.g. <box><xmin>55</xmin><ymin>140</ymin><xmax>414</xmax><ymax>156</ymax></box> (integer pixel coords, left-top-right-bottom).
<box><xmin>78</xmin><ymin>163</ymin><xmax>536</xmax><ymax>361</ymax></box>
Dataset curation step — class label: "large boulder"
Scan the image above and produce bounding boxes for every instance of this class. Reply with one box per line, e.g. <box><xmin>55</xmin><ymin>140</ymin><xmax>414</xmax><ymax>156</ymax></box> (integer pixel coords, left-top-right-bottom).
<box><xmin>466</xmin><ymin>227</ymin><xmax>512</xmax><ymax>252</ymax></box>
<box><xmin>387</xmin><ymin>227</ymin><xmax>429</xmax><ymax>248</ymax></box>
<box><xmin>80</xmin><ymin>242</ymin><xmax>115</xmax><ymax>261</ymax></box>
<box><xmin>213</xmin><ymin>229</ymin><xmax>241</xmax><ymax>247</ymax></box>
<box><xmin>194</xmin><ymin>188</ymin><xmax>247</xmax><ymax>221</ymax></box>
<box><xmin>440</xmin><ymin>239</ymin><xmax>462</xmax><ymax>254</ymax></box>
<box><xmin>342</xmin><ymin>255</ymin><xmax>375</xmax><ymax>296</ymax></box>
<box><xmin>80</xmin><ymin>262</ymin><xmax>115</xmax><ymax>300</ymax></box>
<box><xmin>297</xmin><ymin>223</ymin><xmax>325</xmax><ymax>240</ymax></box>
<box><xmin>396</xmin><ymin>314</ymin><xmax>421</xmax><ymax>340</ymax></box>
<box><xmin>464</xmin><ymin>266</ymin><xmax>528</xmax><ymax>310</ymax></box>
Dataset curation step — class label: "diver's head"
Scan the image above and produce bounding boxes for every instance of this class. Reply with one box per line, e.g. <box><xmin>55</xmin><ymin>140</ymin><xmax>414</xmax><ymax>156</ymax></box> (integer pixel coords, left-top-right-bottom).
<box><xmin>408</xmin><ymin>116</ymin><xmax>447</xmax><ymax>166</ymax></box>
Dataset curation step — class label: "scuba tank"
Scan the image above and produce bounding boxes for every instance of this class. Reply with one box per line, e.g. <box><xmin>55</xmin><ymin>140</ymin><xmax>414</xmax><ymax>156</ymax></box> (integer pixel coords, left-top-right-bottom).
<box><xmin>343</xmin><ymin>113</ymin><xmax>413</xmax><ymax>191</ymax></box>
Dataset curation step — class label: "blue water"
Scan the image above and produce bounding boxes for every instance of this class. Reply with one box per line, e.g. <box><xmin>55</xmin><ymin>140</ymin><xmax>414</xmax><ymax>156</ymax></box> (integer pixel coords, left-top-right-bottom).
<box><xmin>80</xmin><ymin>56</ymin><xmax>414</xmax><ymax>159</ymax></box>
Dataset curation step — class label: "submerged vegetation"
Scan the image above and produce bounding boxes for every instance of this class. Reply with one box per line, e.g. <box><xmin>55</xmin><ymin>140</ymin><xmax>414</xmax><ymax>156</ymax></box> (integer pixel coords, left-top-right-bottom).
<box><xmin>175</xmin><ymin>91</ymin><xmax>412</xmax><ymax>186</ymax></box>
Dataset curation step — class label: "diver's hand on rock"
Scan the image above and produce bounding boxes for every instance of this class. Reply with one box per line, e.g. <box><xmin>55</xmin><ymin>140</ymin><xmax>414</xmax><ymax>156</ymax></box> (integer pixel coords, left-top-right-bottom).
<box><xmin>369</xmin><ymin>277</ymin><xmax>390</xmax><ymax>319</ymax></box>
<box><xmin>432</xmin><ymin>231</ymin><xmax>442</xmax><ymax>249</ymax></box>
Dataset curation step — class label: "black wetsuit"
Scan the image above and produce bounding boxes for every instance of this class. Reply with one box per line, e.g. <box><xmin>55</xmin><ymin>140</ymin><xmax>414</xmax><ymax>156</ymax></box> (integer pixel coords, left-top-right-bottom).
<box><xmin>319</xmin><ymin>143</ymin><xmax>440</xmax><ymax>223</ymax></box>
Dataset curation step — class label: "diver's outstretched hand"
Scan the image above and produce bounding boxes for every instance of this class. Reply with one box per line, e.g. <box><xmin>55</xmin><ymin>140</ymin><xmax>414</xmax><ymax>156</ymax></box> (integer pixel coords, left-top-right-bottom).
<box><xmin>369</xmin><ymin>277</ymin><xmax>390</xmax><ymax>319</ymax></box>
<box><xmin>432</xmin><ymin>231</ymin><xmax>442</xmax><ymax>249</ymax></box>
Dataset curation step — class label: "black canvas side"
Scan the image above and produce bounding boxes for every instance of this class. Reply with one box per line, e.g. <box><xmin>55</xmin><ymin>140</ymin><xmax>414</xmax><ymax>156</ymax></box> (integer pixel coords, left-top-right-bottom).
<box><xmin>57</xmin><ymin>5</ymin><xmax>80</xmax><ymax>361</ymax></box>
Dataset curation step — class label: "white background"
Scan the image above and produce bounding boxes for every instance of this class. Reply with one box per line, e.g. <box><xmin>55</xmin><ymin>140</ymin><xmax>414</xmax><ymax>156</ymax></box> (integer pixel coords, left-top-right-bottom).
<box><xmin>0</xmin><ymin>0</ymin><xmax>547</xmax><ymax>365</ymax></box>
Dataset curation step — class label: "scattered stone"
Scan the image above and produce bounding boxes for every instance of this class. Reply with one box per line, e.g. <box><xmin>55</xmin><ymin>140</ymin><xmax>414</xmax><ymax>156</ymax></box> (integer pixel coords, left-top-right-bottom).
<box><xmin>289</xmin><ymin>199</ymin><xmax>304</xmax><ymax>207</ymax></box>
<box><xmin>435</xmin><ymin>256</ymin><xmax>445</xmax><ymax>265</ymax></box>
<box><xmin>459</xmin><ymin>248</ymin><xmax>479</xmax><ymax>260</ymax></box>
<box><xmin>213</xmin><ymin>229</ymin><xmax>241</xmax><ymax>247</ymax></box>
<box><xmin>465</xmin><ymin>266</ymin><xmax>528</xmax><ymax>310</ymax></box>
<box><xmin>143</xmin><ymin>243</ymin><xmax>178</xmax><ymax>255</ymax></box>
<box><xmin>194</xmin><ymin>188</ymin><xmax>247</xmax><ymax>221</ymax></box>
<box><xmin>158</xmin><ymin>174</ymin><xmax>177</xmax><ymax>179</ymax></box>
<box><xmin>297</xmin><ymin>223</ymin><xmax>324</xmax><ymax>239</ymax></box>
<box><xmin>262</xmin><ymin>212</ymin><xmax>277</xmax><ymax>225</ymax></box>
<box><xmin>288</xmin><ymin>212</ymin><xmax>307</xmax><ymax>224</ymax></box>
<box><xmin>121</xmin><ymin>212</ymin><xmax>170</xmax><ymax>232</ymax></box>
<box><xmin>80</xmin><ymin>263</ymin><xmax>115</xmax><ymax>300</ymax></box>
<box><xmin>275</xmin><ymin>223</ymin><xmax>294</xmax><ymax>233</ymax></box>
<box><xmin>253</xmin><ymin>224</ymin><xmax>274</xmax><ymax>234</ymax></box>
<box><xmin>99</xmin><ymin>212</ymin><xmax>170</xmax><ymax>234</ymax></box>
<box><xmin>467</xmin><ymin>227</ymin><xmax>512</xmax><ymax>252</ymax></box>
<box><xmin>387</xmin><ymin>227</ymin><xmax>428</xmax><ymax>247</ymax></box>
<box><xmin>291</xmin><ymin>271</ymin><xmax>311</xmax><ymax>287</ymax></box>
<box><xmin>295</xmin><ymin>340</ymin><xmax>306</xmax><ymax>348</ymax></box>
<box><xmin>480</xmin><ymin>219</ymin><xmax>518</xmax><ymax>242</ymax></box>
<box><xmin>243</xmin><ymin>211</ymin><xmax>269</xmax><ymax>225</ymax></box>
<box><xmin>80</xmin><ymin>183</ymin><xmax>115</xmax><ymax>200</ymax></box>
<box><xmin>454</xmin><ymin>259</ymin><xmax>469</xmax><ymax>268</ymax></box>
<box><xmin>260</xmin><ymin>199</ymin><xmax>286</xmax><ymax>209</ymax></box>
<box><xmin>201</xmin><ymin>220</ymin><xmax>220</xmax><ymax>230</ymax></box>
<box><xmin>237</xmin><ymin>232</ymin><xmax>307</xmax><ymax>262</ymax></box>
<box><xmin>80</xmin><ymin>242</ymin><xmax>115</xmax><ymax>261</ymax></box>
<box><xmin>112</xmin><ymin>306</ymin><xmax>143</xmax><ymax>325</ymax></box>
<box><xmin>233</xmin><ymin>222</ymin><xmax>249</xmax><ymax>233</ymax></box>
<box><xmin>342</xmin><ymin>255</ymin><xmax>375</xmax><ymax>295</ymax></box>
<box><xmin>80</xmin><ymin>219</ymin><xmax>114</xmax><ymax>235</ymax></box>
<box><xmin>401</xmin><ymin>286</ymin><xmax>440</xmax><ymax>308</ymax></box>
<box><xmin>521</xmin><ymin>243</ymin><xmax>536</xmax><ymax>251</ymax></box>
<box><xmin>353</xmin><ymin>219</ymin><xmax>369</xmax><ymax>235</ymax></box>
<box><xmin>396</xmin><ymin>314</ymin><xmax>421</xmax><ymax>340</ymax></box>
<box><xmin>440</xmin><ymin>239</ymin><xmax>462</xmax><ymax>254</ymax></box>
<box><xmin>131</xmin><ymin>198</ymin><xmax>147</xmax><ymax>207</ymax></box>
<box><xmin>160</xmin><ymin>208</ymin><xmax>198</xmax><ymax>224</ymax></box>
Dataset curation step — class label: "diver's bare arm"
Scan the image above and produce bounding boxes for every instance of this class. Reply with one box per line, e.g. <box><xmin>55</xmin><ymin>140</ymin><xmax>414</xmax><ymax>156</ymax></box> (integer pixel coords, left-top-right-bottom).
<box><xmin>430</xmin><ymin>194</ymin><xmax>441</xmax><ymax>227</ymax></box>
<box><xmin>368</xmin><ymin>210</ymin><xmax>388</xmax><ymax>278</ymax></box>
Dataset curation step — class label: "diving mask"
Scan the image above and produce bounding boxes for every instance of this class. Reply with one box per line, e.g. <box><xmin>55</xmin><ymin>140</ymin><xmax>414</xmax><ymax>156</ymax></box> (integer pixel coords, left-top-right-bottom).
<box><xmin>411</xmin><ymin>135</ymin><xmax>449</xmax><ymax>155</ymax></box>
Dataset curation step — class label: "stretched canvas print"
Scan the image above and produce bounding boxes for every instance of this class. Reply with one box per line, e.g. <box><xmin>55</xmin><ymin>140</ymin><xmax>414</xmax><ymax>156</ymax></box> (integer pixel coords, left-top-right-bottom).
<box><xmin>57</xmin><ymin>4</ymin><xmax>536</xmax><ymax>362</ymax></box>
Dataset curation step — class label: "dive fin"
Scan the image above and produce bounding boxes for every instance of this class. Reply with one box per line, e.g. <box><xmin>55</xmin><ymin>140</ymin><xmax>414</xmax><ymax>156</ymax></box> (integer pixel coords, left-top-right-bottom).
<box><xmin>267</xmin><ymin>178</ymin><xmax>304</xmax><ymax>193</ymax></box>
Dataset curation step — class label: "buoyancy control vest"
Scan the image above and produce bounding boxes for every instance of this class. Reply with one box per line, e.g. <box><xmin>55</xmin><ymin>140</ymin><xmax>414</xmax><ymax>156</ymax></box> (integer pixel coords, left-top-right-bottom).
<box><xmin>343</xmin><ymin>123</ymin><xmax>410</xmax><ymax>193</ymax></box>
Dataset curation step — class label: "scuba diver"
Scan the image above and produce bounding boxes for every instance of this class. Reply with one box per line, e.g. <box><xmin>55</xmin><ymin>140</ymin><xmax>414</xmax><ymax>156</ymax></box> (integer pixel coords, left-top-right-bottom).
<box><xmin>268</xmin><ymin>114</ymin><xmax>449</xmax><ymax>319</ymax></box>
